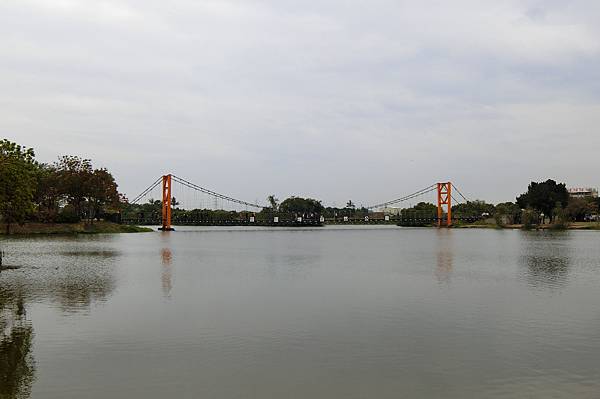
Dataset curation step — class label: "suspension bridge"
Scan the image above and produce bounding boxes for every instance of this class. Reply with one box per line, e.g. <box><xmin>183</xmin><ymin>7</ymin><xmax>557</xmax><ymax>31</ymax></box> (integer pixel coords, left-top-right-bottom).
<box><xmin>123</xmin><ymin>174</ymin><xmax>479</xmax><ymax>230</ymax></box>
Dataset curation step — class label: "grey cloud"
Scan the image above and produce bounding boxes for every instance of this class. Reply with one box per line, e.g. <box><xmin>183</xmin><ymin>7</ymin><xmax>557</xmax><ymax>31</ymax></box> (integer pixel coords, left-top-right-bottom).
<box><xmin>1</xmin><ymin>0</ymin><xmax>599</xmax><ymax>205</ymax></box>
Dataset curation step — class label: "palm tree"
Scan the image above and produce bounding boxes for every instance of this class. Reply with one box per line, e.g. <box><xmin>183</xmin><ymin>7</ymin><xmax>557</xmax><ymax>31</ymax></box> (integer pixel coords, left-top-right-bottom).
<box><xmin>267</xmin><ymin>195</ymin><xmax>279</xmax><ymax>212</ymax></box>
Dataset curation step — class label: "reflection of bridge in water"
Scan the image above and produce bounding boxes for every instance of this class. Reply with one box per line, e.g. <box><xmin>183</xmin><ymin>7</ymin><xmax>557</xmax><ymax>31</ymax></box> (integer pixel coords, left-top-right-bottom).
<box><xmin>126</xmin><ymin>175</ymin><xmax>478</xmax><ymax>230</ymax></box>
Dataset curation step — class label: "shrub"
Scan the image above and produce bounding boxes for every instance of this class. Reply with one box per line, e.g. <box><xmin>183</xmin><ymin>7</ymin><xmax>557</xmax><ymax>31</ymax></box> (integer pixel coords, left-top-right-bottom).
<box><xmin>56</xmin><ymin>205</ymin><xmax>80</xmax><ymax>223</ymax></box>
<box><xmin>494</xmin><ymin>213</ymin><xmax>506</xmax><ymax>227</ymax></box>
<box><xmin>550</xmin><ymin>202</ymin><xmax>569</xmax><ymax>230</ymax></box>
<box><xmin>522</xmin><ymin>208</ymin><xmax>539</xmax><ymax>230</ymax></box>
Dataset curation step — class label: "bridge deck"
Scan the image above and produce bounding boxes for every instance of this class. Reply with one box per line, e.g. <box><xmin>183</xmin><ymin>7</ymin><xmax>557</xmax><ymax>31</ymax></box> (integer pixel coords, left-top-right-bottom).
<box><xmin>121</xmin><ymin>216</ymin><xmax>481</xmax><ymax>227</ymax></box>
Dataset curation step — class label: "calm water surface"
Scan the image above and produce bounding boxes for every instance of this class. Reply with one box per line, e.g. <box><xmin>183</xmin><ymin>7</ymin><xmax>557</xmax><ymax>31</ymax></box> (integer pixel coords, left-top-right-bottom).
<box><xmin>1</xmin><ymin>226</ymin><xmax>599</xmax><ymax>398</ymax></box>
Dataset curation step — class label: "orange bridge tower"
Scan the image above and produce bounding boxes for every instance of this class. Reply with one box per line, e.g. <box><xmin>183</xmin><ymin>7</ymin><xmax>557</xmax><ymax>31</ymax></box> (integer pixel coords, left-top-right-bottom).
<box><xmin>159</xmin><ymin>174</ymin><xmax>175</xmax><ymax>231</ymax></box>
<box><xmin>437</xmin><ymin>182</ymin><xmax>452</xmax><ymax>227</ymax></box>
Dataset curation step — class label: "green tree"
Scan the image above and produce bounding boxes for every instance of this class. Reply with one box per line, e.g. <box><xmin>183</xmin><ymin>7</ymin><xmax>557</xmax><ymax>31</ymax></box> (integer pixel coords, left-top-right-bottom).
<box><xmin>279</xmin><ymin>196</ymin><xmax>324</xmax><ymax>216</ymax></box>
<box><xmin>267</xmin><ymin>195</ymin><xmax>279</xmax><ymax>212</ymax></box>
<box><xmin>33</xmin><ymin>164</ymin><xmax>61</xmax><ymax>222</ymax></box>
<box><xmin>565</xmin><ymin>197</ymin><xmax>596</xmax><ymax>222</ymax></box>
<box><xmin>123</xmin><ymin>199</ymin><xmax>162</xmax><ymax>223</ymax></box>
<box><xmin>345</xmin><ymin>200</ymin><xmax>356</xmax><ymax>216</ymax></box>
<box><xmin>516</xmin><ymin>180</ymin><xmax>569</xmax><ymax>223</ymax></box>
<box><xmin>452</xmin><ymin>200</ymin><xmax>495</xmax><ymax>217</ymax></box>
<box><xmin>87</xmin><ymin>168</ymin><xmax>120</xmax><ymax>222</ymax></box>
<box><xmin>0</xmin><ymin>140</ymin><xmax>39</xmax><ymax>234</ymax></box>
<box><xmin>495</xmin><ymin>202</ymin><xmax>521</xmax><ymax>225</ymax></box>
<box><xmin>413</xmin><ymin>202</ymin><xmax>437</xmax><ymax>212</ymax></box>
<box><xmin>54</xmin><ymin>155</ymin><xmax>93</xmax><ymax>220</ymax></box>
<box><xmin>53</xmin><ymin>156</ymin><xmax>123</xmax><ymax>222</ymax></box>
<box><xmin>399</xmin><ymin>202</ymin><xmax>437</xmax><ymax>226</ymax></box>
<box><xmin>551</xmin><ymin>202</ymin><xmax>569</xmax><ymax>229</ymax></box>
<box><xmin>522</xmin><ymin>208</ymin><xmax>540</xmax><ymax>230</ymax></box>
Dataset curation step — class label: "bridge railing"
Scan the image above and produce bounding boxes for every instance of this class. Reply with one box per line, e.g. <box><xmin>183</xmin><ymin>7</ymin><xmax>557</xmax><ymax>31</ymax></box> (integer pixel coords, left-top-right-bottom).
<box><xmin>122</xmin><ymin>215</ymin><xmax>483</xmax><ymax>226</ymax></box>
<box><xmin>120</xmin><ymin>216</ymin><xmax>325</xmax><ymax>227</ymax></box>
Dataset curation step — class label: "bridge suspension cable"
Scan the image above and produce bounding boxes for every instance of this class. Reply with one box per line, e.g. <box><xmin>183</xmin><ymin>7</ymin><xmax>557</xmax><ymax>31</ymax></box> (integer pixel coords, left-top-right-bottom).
<box><xmin>130</xmin><ymin>176</ymin><xmax>162</xmax><ymax>204</ymax></box>
<box><xmin>451</xmin><ymin>194</ymin><xmax>461</xmax><ymax>204</ymax></box>
<box><xmin>129</xmin><ymin>175</ymin><xmax>474</xmax><ymax>225</ymax></box>
<box><xmin>452</xmin><ymin>184</ymin><xmax>470</xmax><ymax>203</ymax></box>
<box><xmin>171</xmin><ymin>175</ymin><xmax>265</xmax><ymax>209</ymax></box>
<box><xmin>366</xmin><ymin>184</ymin><xmax>438</xmax><ymax>210</ymax></box>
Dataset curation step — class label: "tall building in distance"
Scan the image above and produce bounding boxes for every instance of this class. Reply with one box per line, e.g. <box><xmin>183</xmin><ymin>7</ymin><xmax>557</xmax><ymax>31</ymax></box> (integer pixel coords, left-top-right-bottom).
<box><xmin>568</xmin><ymin>187</ymin><xmax>598</xmax><ymax>198</ymax></box>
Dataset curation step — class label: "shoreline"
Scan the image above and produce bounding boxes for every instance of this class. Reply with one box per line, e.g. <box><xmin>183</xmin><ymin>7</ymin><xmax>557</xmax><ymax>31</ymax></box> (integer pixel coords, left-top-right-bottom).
<box><xmin>2</xmin><ymin>221</ymin><xmax>600</xmax><ymax>235</ymax></box>
<box><xmin>453</xmin><ymin>222</ymin><xmax>600</xmax><ymax>230</ymax></box>
<box><xmin>0</xmin><ymin>221</ymin><xmax>153</xmax><ymax>235</ymax></box>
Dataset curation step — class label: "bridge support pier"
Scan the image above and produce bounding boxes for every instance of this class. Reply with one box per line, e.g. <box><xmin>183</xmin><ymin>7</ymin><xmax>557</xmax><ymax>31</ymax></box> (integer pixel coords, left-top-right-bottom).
<box><xmin>159</xmin><ymin>174</ymin><xmax>175</xmax><ymax>231</ymax></box>
<box><xmin>437</xmin><ymin>182</ymin><xmax>452</xmax><ymax>227</ymax></box>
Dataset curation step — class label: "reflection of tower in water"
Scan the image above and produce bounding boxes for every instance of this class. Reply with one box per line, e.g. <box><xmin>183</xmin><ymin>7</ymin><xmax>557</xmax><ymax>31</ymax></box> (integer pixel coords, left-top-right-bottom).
<box><xmin>434</xmin><ymin>229</ymin><xmax>454</xmax><ymax>283</ymax></box>
<box><xmin>161</xmin><ymin>248</ymin><xmax>173</xmax><ymax>298</ymax></box>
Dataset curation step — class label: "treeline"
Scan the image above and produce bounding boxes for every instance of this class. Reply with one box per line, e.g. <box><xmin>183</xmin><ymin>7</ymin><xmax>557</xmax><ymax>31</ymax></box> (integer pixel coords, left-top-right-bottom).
<box><xmin>397</xmin><ymin>179</ymin><xmax>600</xmax><ymax>227</ymax></box>
<box><xmin>515</xmin><ymin>179</ymin><xmax>599</xmax><ymax>228</ymax></box>
<box><xmin>465</xmin><ymin>179</ymin><xmax>600</xmax><ymax>228</ymax></box>
<box><xmin>259</xmin><ymin>180</ymin><xmax>600</xmax><ymax>228</ymax></box>
<box><xmin>124</xmin><ymin>179</ymin><xmax>600</xmax><ymax>228</ymax></box>
<box><xmin>1</xmin><ymin>139</ymin><xmax>122</xmax><ymax>233</ymax></box>
<box><xmin>123</xmin><ymin>196</ymin><xmax>330</xmax><ymax>223</ymax></box>
<box><xmin>122</xmin><ymin>200</ymin><xmax>257</xmax><ymax>223</ymax></box>
<box><xmin>265</xmin><ymin>197</ymin><xmax>370</xmax><ymax>219</ymax></box>
<box><xmin>6</xmin><ymin>138</ymin><xmax>597</xmax><ymax>231</ymax></box>
<box><xmin>123</xmin><ymin>196</ymin><xmax>369</xmax><ymax>223</ymax></box>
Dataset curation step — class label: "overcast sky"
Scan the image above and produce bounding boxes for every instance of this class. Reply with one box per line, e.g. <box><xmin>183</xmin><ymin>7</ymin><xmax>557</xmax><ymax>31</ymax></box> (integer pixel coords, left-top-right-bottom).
<box><xmin>2</xmin><ymin>0</ymin><xmax>599</xmax><ymax>206</ymax></box>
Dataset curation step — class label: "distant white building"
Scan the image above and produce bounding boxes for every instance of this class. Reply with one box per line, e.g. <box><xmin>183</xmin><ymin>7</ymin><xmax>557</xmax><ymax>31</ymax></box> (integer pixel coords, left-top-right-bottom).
<box><xmin>381</xmin><ymin>207</ymin><xmax>402</xmax><ymax>215</ymax></box>
<box><xmin>568</xmin><ymin>187</ymin><xmax>598</xmax><ymax>198</ymax></box>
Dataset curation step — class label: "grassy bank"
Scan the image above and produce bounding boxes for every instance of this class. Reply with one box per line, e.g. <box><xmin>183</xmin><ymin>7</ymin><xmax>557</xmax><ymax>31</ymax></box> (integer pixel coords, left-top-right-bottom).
<box><xmin>452</xmin><ymin>220</ymin><xmax>501</xmax><ymax>229</ymax></box>
<box><xmin>565</xmin><ymin>222</ymin><xmax>600</xmax><ymax>230</ymax></box>
<box><xmin>0</xmin><ymin>221</ymin><xmax>153</xmax><ymax>235</ymax></box>
<box><xmin>452</xmin><ymin>221</ymin><xmax>600</xmax><ymax>230</ymax></box>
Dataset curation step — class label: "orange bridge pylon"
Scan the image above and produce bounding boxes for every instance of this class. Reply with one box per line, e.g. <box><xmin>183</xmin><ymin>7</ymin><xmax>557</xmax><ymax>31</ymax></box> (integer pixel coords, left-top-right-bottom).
<box><xmin>437</xmin><ymin>182</ymin><xmax>452</xmax><ymax>227</ymax></box>
<box><xmin>159</xmin><ymin>174</ymin><xmax>174</xmax><ymax>231</ymax></box>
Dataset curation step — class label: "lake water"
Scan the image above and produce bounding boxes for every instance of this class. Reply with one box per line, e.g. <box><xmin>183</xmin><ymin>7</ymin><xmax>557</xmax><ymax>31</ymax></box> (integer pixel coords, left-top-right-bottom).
<box><xmin>1</xmin><ymin>226</ymin><xmax>599</xmax><ymax>398</ymax></box>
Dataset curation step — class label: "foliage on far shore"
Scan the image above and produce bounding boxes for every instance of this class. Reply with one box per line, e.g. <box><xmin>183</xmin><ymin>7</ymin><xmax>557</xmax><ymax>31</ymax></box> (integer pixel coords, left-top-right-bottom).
<box><xmin>0</xmin><ymin>221</ymin><xmax>152</xmax><ymax>235</ymax></box>
<box><xmin>4</xmin><ymin>139</ymin><xmax>600</xmax><ymax>233</ymax></box>
<box><xmin>1</xmin><ymin>139</ymin><xmax>124</xmax><ymax>234</ymax></box>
